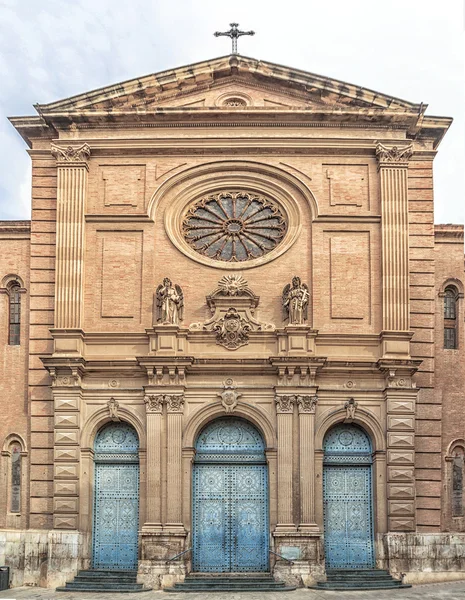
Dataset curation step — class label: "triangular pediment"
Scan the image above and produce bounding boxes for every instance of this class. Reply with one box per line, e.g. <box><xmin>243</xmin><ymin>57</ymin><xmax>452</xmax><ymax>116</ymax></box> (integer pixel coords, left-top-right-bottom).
<box><xmin>35</xmin><ymin>55</ymin><xmax>422</xmax><ymax>114</ymax></box>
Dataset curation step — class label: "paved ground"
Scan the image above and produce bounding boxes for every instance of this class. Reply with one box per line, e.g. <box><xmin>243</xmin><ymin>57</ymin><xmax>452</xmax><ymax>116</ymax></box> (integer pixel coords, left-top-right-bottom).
<box><xmin>1</xmin><ymin>580</ymin><xmax>465</xmax><ymax>600</ymax></box>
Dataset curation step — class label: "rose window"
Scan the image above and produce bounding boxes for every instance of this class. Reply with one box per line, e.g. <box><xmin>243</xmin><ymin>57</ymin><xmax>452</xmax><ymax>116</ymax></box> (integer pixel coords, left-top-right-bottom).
<box><xmin>182</xmin><ymin>191</ymin><xmax>287</xmax><ymax>262</ymax></box>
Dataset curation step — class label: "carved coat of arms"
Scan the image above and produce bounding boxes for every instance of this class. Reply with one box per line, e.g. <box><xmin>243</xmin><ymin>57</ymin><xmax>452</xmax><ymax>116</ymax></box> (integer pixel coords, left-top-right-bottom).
<box><xmin>213</xmin><ymin>307</ymin><xmax>251</xmax><ymax>350</ymax></box>
<box><xmin>217</xmin><ymin>378</ymin><xmax>242</xmax><ymax>413</ymax></box>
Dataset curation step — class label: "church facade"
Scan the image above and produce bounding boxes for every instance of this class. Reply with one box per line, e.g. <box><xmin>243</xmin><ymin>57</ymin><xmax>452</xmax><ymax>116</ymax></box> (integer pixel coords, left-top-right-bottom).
<box><xmin>1</xmin><ymin>54</ymin><xmax>464</xmax><ymax>589</ymax></box>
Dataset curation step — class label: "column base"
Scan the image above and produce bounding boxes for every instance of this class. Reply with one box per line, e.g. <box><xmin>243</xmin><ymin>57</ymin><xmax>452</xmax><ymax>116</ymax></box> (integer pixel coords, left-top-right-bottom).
<box><xmin>274</xmin><ymin>524</ymin><xmax>298</xmax><ymax>534</ymax></box>
<box><xmin>141</xmin><ymin>524</ymin><xmax>163</xmax><ymax>533</ymax></box>
<box><xmin>163</xmin><ymin>524</ymin><xmax>187</xmax><ymax>535</ymax></box>
<box><xmin>298</xmin><ymin>523</ymin><xmax>320</xmax><ymax>533</ymax></box>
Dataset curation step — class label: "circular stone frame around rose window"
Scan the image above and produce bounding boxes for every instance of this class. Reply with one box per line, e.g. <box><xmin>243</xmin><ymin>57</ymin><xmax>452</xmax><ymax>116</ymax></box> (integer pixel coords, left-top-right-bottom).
<box><xmin>182</xmin><ymin>191</ymin><xmax>287</xmax><ymax>263</ymax></box>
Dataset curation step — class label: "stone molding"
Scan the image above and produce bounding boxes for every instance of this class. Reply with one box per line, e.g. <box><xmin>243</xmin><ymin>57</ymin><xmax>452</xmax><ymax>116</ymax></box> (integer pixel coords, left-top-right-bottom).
<box><xmin>275</xmin><ymin>394</ymin><xmax>295</xmax><ymax>414</ymax></box>
<box><xmin>296</xmin><ymin>394</ymin><xmax>318</xmax><ymax>414</ymax></box>
<box><xmin>51</xmin><ymin>142</ymin><xmax>91</xmax><ymax>166</ymax></box>
<box><xmin>375</xmin><ymin>142</ymin><xmax>413</xmax><ymax>169</ymax></box>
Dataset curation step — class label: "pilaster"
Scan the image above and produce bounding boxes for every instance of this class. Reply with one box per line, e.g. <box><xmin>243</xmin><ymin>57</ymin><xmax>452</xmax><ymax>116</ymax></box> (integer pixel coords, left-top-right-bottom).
<box><xmin>274</xmin><ymin>395</ymin><xmax>297</xmax><ymax>533</ymax></box>
<box><xmin>376</xmin><ymin>143</ymin><xmax>413</xmax><ymax>344</ymax></box>
<box><xmin>381</xmin><ymin>363</ymin><xmax>418</xmax><ymax>532</ymax></box>
<box><xmin>51</xmin><ymin>143</ymin><xmax>90</xmax><ymax>335</ymax></box>
<box><xmin>143</xmin><ymin>394</ymin><xmax>164</xmax><ymax>532</ymax></box>
<box><xmin>296</xmin><ymin>395</ymin><xmax>319</xmax><ymax>532</ymax></box>
<box><xmin>165</xmin><ymin>394</ymin><xmax>185</xmax><ymax>533</ymax></box>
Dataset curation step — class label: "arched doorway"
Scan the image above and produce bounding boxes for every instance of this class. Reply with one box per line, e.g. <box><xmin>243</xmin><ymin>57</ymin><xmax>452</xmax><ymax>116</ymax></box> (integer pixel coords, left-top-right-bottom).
<box><xmin>92</xmin><ymin>422</ymin><xmax>140</xmax><ymax>570</ymax></box>
<box><xmin>323</xmin><ymin>423</ymin><xmax>374</xmax><ymax>569</ymax></box>
<box><xmin>192</xmin><ymin>417</ymin><xmax>269</xmax><ymax>572</ymax></box>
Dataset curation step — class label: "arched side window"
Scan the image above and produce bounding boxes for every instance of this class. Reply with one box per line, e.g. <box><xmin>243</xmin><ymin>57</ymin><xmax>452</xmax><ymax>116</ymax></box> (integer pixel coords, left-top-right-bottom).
<box><xmin>9</xmin><ymin>442</ymin><xmax>21</xmax><ymax>513</ymax></box>
<box><xmin>444</xmin><ymin>286</ymin><xmax>458</xmax><ymax>349</ymax></box>
<box><xmin>8</xmin><ymin>281</ymin><xmax>21</xmax><ymax>346</ymax></box>
<box><xmin>450</xmin><ymin>445</ymin><xmax>465</xmax><ymax>518</ymax></box>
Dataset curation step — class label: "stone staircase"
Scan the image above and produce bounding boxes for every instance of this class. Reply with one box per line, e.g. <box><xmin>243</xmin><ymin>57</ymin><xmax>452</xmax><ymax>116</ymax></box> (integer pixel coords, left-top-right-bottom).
<box><xmin>166</xmin><ymin>572</ymin><xmax>296</xmax><ymax>592</ymax></box>
<box><xmin>313</xmin><ymin>568</ymin><xmax>411</xmax><ymax>591</ymax></box>
<box><xmin>56</xmin><ymin>569</ymin><xmax>151</xmax><ymax>593</ymax></box>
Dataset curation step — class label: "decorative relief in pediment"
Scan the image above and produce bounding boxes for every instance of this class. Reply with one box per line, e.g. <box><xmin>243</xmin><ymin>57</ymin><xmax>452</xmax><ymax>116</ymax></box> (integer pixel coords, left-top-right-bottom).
<box><xmin>190</xmin><ymin>274</ymin><xmax>275</xmax><ymax>350</ymax></box>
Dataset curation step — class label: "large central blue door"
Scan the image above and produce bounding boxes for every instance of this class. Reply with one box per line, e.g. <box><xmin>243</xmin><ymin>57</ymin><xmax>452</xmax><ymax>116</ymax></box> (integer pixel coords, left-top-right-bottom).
<box><xmin>192</xmin><ymin>418</ymin><xmax>269</xmax><ymax>572</ymax></box>
<box><xmin>93</xmin><ymin>422</ymin><xmax>140</xmax><ymax>570</ymax></box>
<box><xmin>323</xmin><ymin>423</ymin><xmax>374</xmax><ymax>569</ymax></box>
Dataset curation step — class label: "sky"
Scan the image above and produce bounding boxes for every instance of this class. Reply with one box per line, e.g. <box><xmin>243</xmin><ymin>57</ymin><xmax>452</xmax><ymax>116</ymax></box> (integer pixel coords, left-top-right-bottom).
<box><xmin>0</xmin><ymin>0</ymin><xmax>464</xmax><ymax>223</ymax></box>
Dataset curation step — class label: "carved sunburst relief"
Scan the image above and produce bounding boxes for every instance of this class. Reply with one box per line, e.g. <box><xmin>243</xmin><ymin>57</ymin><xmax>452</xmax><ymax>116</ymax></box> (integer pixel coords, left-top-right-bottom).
<box><xmin>182</xmin><ymin>191</ymin><xmax>287</xmax><ymax>262</ymax></box>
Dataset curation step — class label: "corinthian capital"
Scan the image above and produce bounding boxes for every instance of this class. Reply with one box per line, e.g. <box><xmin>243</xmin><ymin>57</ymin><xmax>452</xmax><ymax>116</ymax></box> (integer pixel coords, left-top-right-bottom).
<box><xmin>51</xmin><ymin>143</ymin><xmax>91</xmax><ymax>164</ymax></box>
<box><xmin>275</xmin><ymin>394</ymin><xmax>295</xmax><ymax>414</ymax></box>
<box><xmin>375</xmin><ymin>143</ymin><xmax>413</xmax><ymax>168</ymax></box>
<box><xmin>144</xmin><ymin>394</ymin><xmax>164</xmax><ymax>413</ymax></box>
<box><xmin>297</xmin><ymin>394</ymin><xmax>318</xmax><ymax>414</ymax></box>
<box><xmin>166</xmin><ymin>394</ymin><xmax>185</xmax><ymax>413</ymax></box>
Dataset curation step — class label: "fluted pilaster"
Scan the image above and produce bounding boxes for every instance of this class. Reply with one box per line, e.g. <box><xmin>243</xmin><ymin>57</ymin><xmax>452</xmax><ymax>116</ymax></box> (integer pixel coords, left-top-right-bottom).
<box><xmin>297</xmin><ymin>395</ymin><xmax>319</xmax><ymax>531</ymax></box>
<box><xmin>51</xmin><ymin>143</ymin><xmax>90</xmax><ymax>329</ymax></box>
<box><xmin>143</xmin><ymin>394</ymin><xmax>164</xmax><ymax>531</ymax></box>
<box><xmin>165</xmin><ymin>394</ymin><xmax>185</xmax><ymax>532</ymax></box>
<box><xmin>376</xmin><ymin>143</ymin><xmax>413</xmax><ymax>332</ymax></box>
<box><xmin>275</xmin><ymin>395</ymin><xmax>297</xmax><ymax>532</ymax></box>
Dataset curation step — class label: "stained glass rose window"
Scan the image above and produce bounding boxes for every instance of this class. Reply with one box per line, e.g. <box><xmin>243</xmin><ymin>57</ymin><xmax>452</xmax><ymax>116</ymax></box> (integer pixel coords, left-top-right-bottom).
<box><xmin>182</xmin><ymin>191</ymin><xmax>287</xmax><ymax>262</ymax></box>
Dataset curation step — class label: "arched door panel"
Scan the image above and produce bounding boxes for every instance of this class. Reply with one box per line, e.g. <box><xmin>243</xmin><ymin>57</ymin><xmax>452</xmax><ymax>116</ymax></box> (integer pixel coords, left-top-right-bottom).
<box><xmin>323</xmin><ymin>423</ymin><xmax>374</xmax><ymax>569</ymax></box>
<box><xmin>192</xmin><ymin>418</ymin><xmax>269</xmax><ymax>572</ymax></box>
<box><xmin>92</xmin><ymin>422</ymin><xmax>140</xmax><ymax>570</ymax></box>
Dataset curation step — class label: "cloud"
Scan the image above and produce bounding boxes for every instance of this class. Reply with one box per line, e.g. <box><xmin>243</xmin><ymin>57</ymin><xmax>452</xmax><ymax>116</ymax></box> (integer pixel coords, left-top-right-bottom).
<box><xmin>0</xmin><ymin>0</ymin><xmax>463</xmax><ymax>223</ymax></box>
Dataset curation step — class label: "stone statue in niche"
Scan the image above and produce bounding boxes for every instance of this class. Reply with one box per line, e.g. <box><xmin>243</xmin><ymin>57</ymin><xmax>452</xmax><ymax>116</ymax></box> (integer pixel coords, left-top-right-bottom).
<box><xmin>155</xmin><ymin>278</ymin><xmax>184</xmax><ymax>325</ymax></box>
<box><xmin>282</xmin><ymin>276</ymin><xmax>309</xmax><ymax>324</ymax></box>
<box><xmin>344</xmin><ymin>397</ymin><xmax>358</xmax><ymax>422</ymax></box>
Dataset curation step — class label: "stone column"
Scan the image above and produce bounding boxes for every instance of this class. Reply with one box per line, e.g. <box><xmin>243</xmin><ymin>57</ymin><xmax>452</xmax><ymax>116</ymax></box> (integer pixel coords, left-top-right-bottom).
<box><xmin>275</xmin><ymin>395</ymin><xmax>297</xmax><ymax>532</ymax></box>
<box><xmin>297</xmin><ymin>395</ymin><xmax>319</xmax><ymax>532</ymax></box>
<box><xmin>376</xmin><ymin>143</ymin><xmax>413</xmax><ymax>333</ymax></box>
<box><xmin>143</xmin><ymin>394</ymin><xmax>164</xmax><ymax>531</ymax></box>
<box><xmin>165</xmin><ymin>394</ymin><xmax>185</xmax><ymax>532</ymax></box>
<box><xmin>51</xmin><ymin>143</ymin><xmax>90</xmax><ymax>330</ymax></box>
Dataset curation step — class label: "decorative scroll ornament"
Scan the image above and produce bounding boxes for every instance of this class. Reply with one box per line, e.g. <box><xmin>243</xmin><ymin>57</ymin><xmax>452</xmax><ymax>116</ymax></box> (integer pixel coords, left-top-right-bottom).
<box><xmin>213</xmin><ymin>307</ymin><xmax>251</xmax><ymax>350</ymax></box>
<box><xmin>155</xmin><ymin>278</ymin><xmax>184</xmax><ymax>325</ymax></box>
<box><xmin>282</xmin><ymin>276</ymin><xmax>309</xmax><ymax>324</ymax></box>
<box><xmin>344</xmin><ymin>397</ymin><xmax>358</xmax><ymax>422</ymax></box>
<box><xmin>189</xmin><ymin>274</ymin><xmax>275</xmax><ymax>348</ymax></box>
<box><xmin>107</xmin><ymin>397</ymin><xmax>120</xmax><ymax>421</ymax></box>
<box><xmin>144</xmin><ymin>394</ymin><xmax>164</xmax><ymax>413</ymax></box>
<box><xmin>166</xmin><ymin>394</ymin><xmax>185</xmax><ymax>413</ymax></box>
<box><xmin>275</xmin><ymin>395</ymin><xmax>295</xmax><ymax>414</ymax></box>
<box><xmin>50</xmin><ymin>142</ymin><xmax>91</xmax><ymax>163</ymax></box>
<box><xmin>297</xmin><ymin>394</ymin><xmax>318</xmax><ymax>414</ymax></box>
<box><xmin>217</xmin><ymin>378</ymin><xmax>242</xmax><ymax>413</ymax></box>
<box><xmin>182</xmin><ymin>191</ymin><xmax>287</xmax><ymax>263</ymax></box>
<box><xmin>375</xmin><ymin>143</ymin><xmax>413</xmax><ymax>167</ymax></box>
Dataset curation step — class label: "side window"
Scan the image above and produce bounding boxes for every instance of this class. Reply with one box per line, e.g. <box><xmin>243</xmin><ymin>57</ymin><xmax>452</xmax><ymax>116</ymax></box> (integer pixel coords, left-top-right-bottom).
<box><xmin>452</xmin><ymin>447</ymin><xmax>465</xmax><ymax>518</ymax></box>
<box><xmin>444</xmin><ymin>286</ymin><xmax>458</xmax><ymax>349</ymax></box>
<box><xmin>10</xmin><ymin>443</ymin><xmax>21</xmax><ymax>513</ymax></box>
<box><xmin>8</xmin><ymin>281</ymin><xmax>21</xmax><ymax>346</ymax></box>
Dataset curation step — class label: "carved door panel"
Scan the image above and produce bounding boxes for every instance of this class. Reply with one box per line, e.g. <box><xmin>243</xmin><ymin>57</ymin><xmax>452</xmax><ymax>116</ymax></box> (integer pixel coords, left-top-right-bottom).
<box><xmin>323</xmin><ymin>465</ymin><xmax>374</xmax><ymax>568</ymax></box>
<box><xmin>92</xmin><ymin>422</ymin><xmax>140</xmax><ymax>570</ymax></box>
<box><xmin>193</xmin><ymin>464</ymin><xmax>268</xmax><ymax>572</ymax></box>
<box><xmin>192</xmin><ymin>418</ymin><xmax>269</xmax><ymax>573</ymax></box>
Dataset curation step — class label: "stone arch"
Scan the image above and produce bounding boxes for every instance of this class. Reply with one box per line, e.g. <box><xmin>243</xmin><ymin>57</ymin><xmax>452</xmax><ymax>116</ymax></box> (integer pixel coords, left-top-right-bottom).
<box><xmin>315</xmin><ymin>406</ymin><xmax>385</xmax><ymax>454</ymax></box>
<box><xmin>148</xmin><ymin>159</ymin><xmax>319</xmax><ymax>224</ymax></box>
<box><xmin>183</xmin><ymin>400</ymin><xmax>277</xmax><ymax>450</ymax></box>
<box><xmin>80</xmin><ymin>406</ymin><xmax>146</xmax><ymax>452</ymax></box>
<box><xmin>439</xmin><ymin>277</ymin><xmax>464</xmax><ymax>297</ymax></box>
<box><xmin>2</xmin><ymin>433</ymin><xmax>27</xmax><ymax>453</ymax></box>
<box><xmin>1</xmin><ymin>274</ymin><xmax>25</xmax><ymax>290</ymax></box>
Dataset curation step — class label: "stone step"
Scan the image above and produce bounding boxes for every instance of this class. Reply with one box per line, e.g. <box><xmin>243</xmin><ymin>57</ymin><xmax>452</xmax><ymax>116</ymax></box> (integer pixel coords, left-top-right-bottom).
<box><xmin>57</xmin><ymin>586</ymin><xmax>149</xmax><ymax>594</ymax></box>
<box><xmin>316</xmin><ymin>584</ymin><xmax>412</xmax><ymax>591</ymax></box>
<box><xmin>59</xmin><ymin>582</ymin><xmax>145</xmax><ymax>590</ymax></box>
<box><xmin>168</xmin><ymin>574</ymin><xmax>295</xmax><ymax>593</ymax></box>
<box><xmin>166</xmin><ymin>586</ymin><xmax>297</xmax><ymax>592</ymax></box>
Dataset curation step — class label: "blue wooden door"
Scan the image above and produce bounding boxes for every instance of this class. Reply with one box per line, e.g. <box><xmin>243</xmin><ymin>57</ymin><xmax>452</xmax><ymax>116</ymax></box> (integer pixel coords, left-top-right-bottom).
<box><xmin>192</xmin><ymin>418</ymin><xmax>269</xmax><ymax>572</ymax></box>
<box><xmin>323</xmin><ymin>424</ymin><xmax>374</xmax><ymax>569</ymax></box>
<box><xmin>93</xmin><ymin>423</ymin><xmax>139</xmax><ymax>570</ymax></box>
